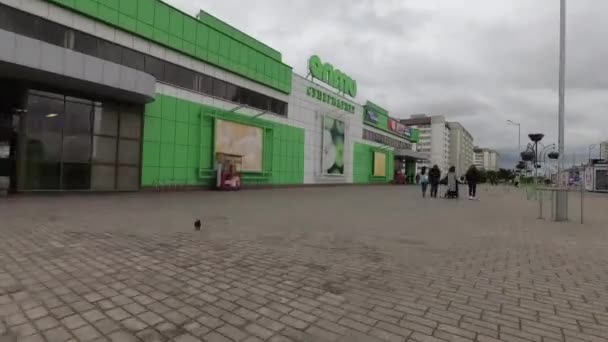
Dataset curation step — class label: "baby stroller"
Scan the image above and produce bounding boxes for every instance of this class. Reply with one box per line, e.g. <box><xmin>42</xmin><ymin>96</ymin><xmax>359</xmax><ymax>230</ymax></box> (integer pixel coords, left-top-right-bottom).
<box><xmin>440</xmin><ymin>177</ymin><xmax>459</xmax><ymax>199</ymax></box>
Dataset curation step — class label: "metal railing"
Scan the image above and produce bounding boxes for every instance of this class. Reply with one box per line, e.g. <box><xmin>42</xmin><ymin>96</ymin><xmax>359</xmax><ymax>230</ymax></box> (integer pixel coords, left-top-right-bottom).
<box><xmin>536</xmin><ymin>185</ymin><xmax>584</xmax><ymax>223</ymax></box>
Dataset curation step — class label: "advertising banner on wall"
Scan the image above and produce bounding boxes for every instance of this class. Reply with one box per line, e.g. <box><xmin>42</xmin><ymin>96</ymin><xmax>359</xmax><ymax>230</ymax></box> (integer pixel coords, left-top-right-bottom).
<box><xmin>322</xmin><ymin>117</ymin><xmax>345</xmax><ymax>175</ymax></box>
<box><xmin>388</xmin><ymin>118</ymin><xmax>411</xmax><ymax>138</ymax></box>
<box><xmin>373</xmin><ymin>151</ymin><xmax>386</xmax><ymax>177</ymax></box>
<box><xmin>215</xmin><ymin>119</ymin><xmax>263</xmax><ymax>172</ymax></box>
<box><xmin>365</xmin><ymin>109</ymin><xmax>379</xmax><ymax>124</ymax></box>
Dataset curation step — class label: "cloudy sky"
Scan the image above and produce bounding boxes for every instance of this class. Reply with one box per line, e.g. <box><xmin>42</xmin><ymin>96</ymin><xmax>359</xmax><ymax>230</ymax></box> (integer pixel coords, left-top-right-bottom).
<box><xmin>166</xmin><ymin>0</ymin><xmax>608</xmax><ymax>167</ymax></box>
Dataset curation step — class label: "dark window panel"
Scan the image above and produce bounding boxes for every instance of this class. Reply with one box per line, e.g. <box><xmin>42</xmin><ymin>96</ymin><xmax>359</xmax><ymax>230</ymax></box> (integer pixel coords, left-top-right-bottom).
<box><xmin>225</xmin><ymin>84</ymin><xmax>238</xmax><ymax>102</ymax></box>
<box><xmin>94</xmin><ymin>105</ymin><xmax>118</xmax><ymax>136</ymax></box>
<box><xmin>0</xmin><ymin>5</ymin><xmax>14</xmax><ymax>32</ymax></box>
<box><xmin>62</xmin><ymin>135</ymin><xmax>91</xmax><ymax>163</ymax></box>
<box><xmin>117</xmin><ymin>166</ymin><xmax>139</xmax><ymax>191</ymax></box>
<box><xmin>212</xmin><ymin>79</ymin><xmax>226</xmax><ymax>99</ymax></box>
<box><xmin>24</xmin><ymin>162</ymin><xmax>60</xmax><ymax>190</ymax></box>
<box><xmin>98</xmin><ymin>40</ymin><xmax>122</xmax><ymax>64</ymax></box>
<box><xmin>40</xmin><ymin>19</ymin><xmax>66</xmax><ymax>47</ymax></box>
<box><xmin>118</xmin><ymin>139</ymin><xmax>140</xmax><ymax>166</ymax></box>
<box><xmin>119</xmin><ymin>106</ymin><xmax>142</xmax><ymax>139</ymax></box>
<box><xmin>165</xmin><ymin>63</ymin><xmax>195</xmax><ymax>89</ymax></box>
<box><xmin>248</xmin><ymin>91</ymin><xmax>270</xmax><ymax>111</ymax></box>
<box><xmin>24</xmin><ymin>93</ymin><xmax>64</xmax><ymax>162</ymax></box>
<box><xmin>64</xmin><ymin>99</ymin><xmax>93</xmax><ymax>135</ymax></box>
<box><xmin>91</xmin><ymin>165</ymin><xmax>116</xmax><ymax>191</ymax></box>
<box><xmin>73</xmin><ymin>31</ymin><xmax>98</xmax><ymax>56</ymax></box>
<box><xmin>199</xmin><ymin>75</ymin><xmax>213</xmax><ymax>94</ymax></box>
<box><xmin>238</xmin><ymin>88</ymin><xmax>250</xmax><ymax>105</ymax></box>
<box><xmin>12</xmin><ymin>11</ymin><xmax>40</xmax><ymax>39</ymax></box>
<box><xmin>144</xmin><ymin>56</ymin><xmax>164</xmax><ymax>80</ymax></box>
<box><xmin>92</xmin><ymin>136</ymin><xmax>117</xmax><ymax>164</ymax></box>
<box><xmin>62</xmin><ymin>163</ymin><xmax>91</xmax><ymax>190</ymax></box>
<box><xmin>122</xmin><ymin>48</ymin><xmax>145</xmax><ymax>71</ymax></box>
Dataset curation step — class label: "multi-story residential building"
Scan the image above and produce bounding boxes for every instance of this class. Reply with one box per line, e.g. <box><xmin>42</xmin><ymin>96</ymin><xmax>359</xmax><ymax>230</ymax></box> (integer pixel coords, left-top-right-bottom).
<box><xmin>474</xmin><ymin>147</ymin><xmax>499</xmax><ymax>171</ymax></box>
<box><xmin>447</xmin><ymin>122</ymin><xmax>474</xmax><ymax>176</ymax></box>
<box><xmin>401</xmin><ymin>115</ymin><xmax>451</xmax><ymax>174</ymax></box>
<box><xmin>600</xmin><ymin>141</ymin><xmax>608</xmax><ymax>160</ymax></box>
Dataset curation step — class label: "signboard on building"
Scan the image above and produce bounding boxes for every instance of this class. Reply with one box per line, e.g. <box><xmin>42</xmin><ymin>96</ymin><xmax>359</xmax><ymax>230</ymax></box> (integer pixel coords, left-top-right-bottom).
<box><xmin>309</xmin><ymin>55</ymin><xmax>357</xmax><ymax>98</ymax></box>
<box><xmin>365</xmin><ymin>109</ymin><xmax>379</xmax><ymax>124</ymax></box>
<box><xmin>306</xmin><ymin>87</ymin><xmax>355</xmax><ymax>114</ymax></box>
<box><xmin>388</xmin><ymin>118</ymin><xmax>411</xmax><ymax>139</ymax></box>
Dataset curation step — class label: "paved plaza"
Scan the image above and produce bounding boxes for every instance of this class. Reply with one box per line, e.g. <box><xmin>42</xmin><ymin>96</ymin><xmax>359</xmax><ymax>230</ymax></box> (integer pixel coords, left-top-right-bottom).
<box><xmin>1</xmin><ymin>186</ymin><xmax>608</xmax><ymax>342</ymax></box>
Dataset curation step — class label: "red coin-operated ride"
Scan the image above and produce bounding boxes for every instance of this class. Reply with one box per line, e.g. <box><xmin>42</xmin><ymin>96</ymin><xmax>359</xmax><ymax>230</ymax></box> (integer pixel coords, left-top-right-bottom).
<box><xmin>215</xmin><ymin>153</ymin><xmax>242</xmax><ymax>191</ymax></box>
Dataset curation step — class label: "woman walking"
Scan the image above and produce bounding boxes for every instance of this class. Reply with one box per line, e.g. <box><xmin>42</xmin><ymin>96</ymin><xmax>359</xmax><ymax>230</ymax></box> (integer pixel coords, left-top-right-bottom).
<box><xmin>420</xmin><ymin>167</ymin><xmax>429</xmax><ymax>198</ymax></box>
<box><xmin>465</xmin><ymin>165</ymin><xmax>481</xmax><ymax>200</ymax></box>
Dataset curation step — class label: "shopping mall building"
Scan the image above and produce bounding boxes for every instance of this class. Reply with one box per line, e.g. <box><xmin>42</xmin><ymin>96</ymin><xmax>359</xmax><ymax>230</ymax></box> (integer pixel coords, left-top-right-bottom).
<box><xmin>0</xmin><ymin>0</ymin><xmax>424</xmax><ymax>193</ymax></box>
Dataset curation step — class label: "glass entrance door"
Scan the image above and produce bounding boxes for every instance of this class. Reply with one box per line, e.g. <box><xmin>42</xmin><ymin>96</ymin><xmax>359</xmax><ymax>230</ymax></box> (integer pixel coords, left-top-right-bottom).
<box><xmin>20</xmin><ymin>90</ymin><xmax>142</xmax><ymax>191</ymax></box>
<box><xmin>0</xmin><ymin>82</ymin><xmax>25</xmax><ymax>193</ymax></box>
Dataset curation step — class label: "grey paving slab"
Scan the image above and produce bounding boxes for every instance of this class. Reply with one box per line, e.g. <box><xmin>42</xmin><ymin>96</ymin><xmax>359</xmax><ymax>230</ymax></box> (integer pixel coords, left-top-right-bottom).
<box><xmin>1</xmin><ymin>186</ymin><xmax>608</xmax><ymax>342</ymax></box>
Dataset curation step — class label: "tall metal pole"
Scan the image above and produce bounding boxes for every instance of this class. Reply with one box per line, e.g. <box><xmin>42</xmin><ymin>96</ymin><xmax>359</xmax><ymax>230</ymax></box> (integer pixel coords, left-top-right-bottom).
<box><xmin>555</xmin><ymin>0</ymin><xmax>568</xmax><ymax>221</ymax></box>
<box><xmin>518</xmin><ymin>124</ymin><xmax>521</xmax><ymax>154</ymax></box>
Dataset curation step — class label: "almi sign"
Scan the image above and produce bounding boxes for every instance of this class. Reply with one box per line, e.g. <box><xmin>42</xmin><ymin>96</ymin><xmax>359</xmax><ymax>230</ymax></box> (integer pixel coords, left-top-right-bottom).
<box><xmin>308</xmin><ymin>55</ymin><xmax>357</xmax><ymax>98</ymax></box>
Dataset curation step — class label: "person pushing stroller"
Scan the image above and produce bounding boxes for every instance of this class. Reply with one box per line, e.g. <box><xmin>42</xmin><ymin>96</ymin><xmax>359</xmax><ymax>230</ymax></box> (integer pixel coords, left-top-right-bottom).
<box><xmin>441</xmin><ymin>166</ymin><xmax>460</xmax><ymax>198</ymax></box>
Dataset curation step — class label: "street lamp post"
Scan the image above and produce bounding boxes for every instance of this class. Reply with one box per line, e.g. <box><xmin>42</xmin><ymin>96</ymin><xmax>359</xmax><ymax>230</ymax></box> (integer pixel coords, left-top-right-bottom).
<box><xmin>555</xmin><ymin>0</ymin><xmax>568</xmax><ymax>221</ymax></box>
<box><xmin>507</xmin><ymin>120</ymin><xmax>521</xmax><ymax>153</ymax></box>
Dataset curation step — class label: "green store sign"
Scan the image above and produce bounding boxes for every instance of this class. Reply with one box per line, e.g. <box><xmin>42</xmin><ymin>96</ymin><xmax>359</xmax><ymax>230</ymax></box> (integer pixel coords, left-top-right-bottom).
<box><xmin>307</xmin><ymin>87</ymin><xmax>355</xmax><ymax>114</ymax></box>
<box><xmin>309</xmin><ymin>55</ymin><xmax>357</xmax><ymax>98</ymax></box>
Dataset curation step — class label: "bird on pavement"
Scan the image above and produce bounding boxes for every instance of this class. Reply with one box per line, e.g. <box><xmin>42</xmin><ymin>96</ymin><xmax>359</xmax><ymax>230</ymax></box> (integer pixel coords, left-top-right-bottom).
<box><xmin>194</xmin><ymin>219</ymin><xmax>201</xmax><ymax>231</ymax></box>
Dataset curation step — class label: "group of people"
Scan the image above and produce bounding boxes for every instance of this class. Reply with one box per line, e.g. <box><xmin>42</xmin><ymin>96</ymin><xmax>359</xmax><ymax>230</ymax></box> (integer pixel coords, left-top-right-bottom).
<box><xmin>417</xmin><ymin>165</ymin><xmax>481</xmax><ymax>200</ymax></box>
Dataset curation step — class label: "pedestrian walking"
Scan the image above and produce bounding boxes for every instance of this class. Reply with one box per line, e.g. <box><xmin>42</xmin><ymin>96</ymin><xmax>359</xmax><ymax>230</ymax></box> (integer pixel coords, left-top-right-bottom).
<box><xmin>429</xmin><ymin>164</ymin><xmax>441</xmax><ymax>198</ymax></box>
<box><xmin>420</xmin><ymin>167</ymin><xmax>429</xmax><ymax>198</ymax></box>
<box><xmin>465</xmin><ymin>165</ymin><xmax>481</xmax><ymax>200</ymax></box>
<box><xmin>445</xmin><ymin>166</ymin><xmax>459</xmax><ymax>198</ymax></box>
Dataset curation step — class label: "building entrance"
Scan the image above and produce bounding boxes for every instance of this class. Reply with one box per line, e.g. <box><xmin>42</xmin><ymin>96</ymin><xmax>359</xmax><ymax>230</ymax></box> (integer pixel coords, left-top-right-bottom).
<box><xmin>0</xmin><ymin>82</ymin><xmax>25</xmax><ymax>194</ymax></box>
<box><xmin>0</xmin><ymin>86</ymin><xmax>143</xmax><ymax>193</ymax></box>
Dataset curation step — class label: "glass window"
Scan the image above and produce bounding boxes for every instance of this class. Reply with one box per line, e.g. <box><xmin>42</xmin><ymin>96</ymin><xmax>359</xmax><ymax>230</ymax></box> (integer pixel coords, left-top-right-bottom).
<box><xmin>64</xmin><ymin>98</ymin><xmax>92</xmax><ymax>135</ymax></box>
<box><xmin>122</xmin><ymin>48</ymin><xmax>145</xmax><ymax>71</ymax></box>
<box><xmin>24</xmin><ymin>94</ymin><xmax>64</xmax><ymax>162</ymax></box>
<box><xmin>248</xmin><ymin>91</ymin><xmax>270</xmax><ymax>111</ymax></box>
<box><xmin>94</xmin><ymin>105</ymin><xmax>118</xmax><ymax>136</ymax></box>
<box><xmin>62</xmin><ymin>163</ymin><xmax>90</xmax><ymax>190</ymax></box>
<box><xmin>63</xmin><ymin>30</ymin><xmax>75</xmax><ymax>50</ymax></box>
<box><xmin>13</xmin><ymin>12</ymin><xmax>40</xmax><ymax>40</ymax></box>
<box><xmin>117</xmin><ymin>166</ymin><xmax>139</xmax><ymax>191</ymax></box>
<box><xmin>91</xmin><ymin>165</ymin><xmax>115</xmax><ymax>191</ymax></box>
<box><xmin>0</xmin><ymin>5</ymin><xmax>14</xmax><ymax>32</ymax></box>
<box><xmin>119</xmin><ymin>107</ymin><xmax>142</xmax><ymax>139</ymax></box>
<box><xmin>98</xmin><ymin>41</ymin><xmax>123</xmax><ymax>64</ymax></box>
<box><xmin>118</xmin><ymin>139</ymin><xmax>140</xmax><ymax>166</ymax></box>
<box><xmin>73</xmin><ymin>31</ymin><xmax>98</xmax><ymax>56</ymax></box>
<box><xmin>164</xmin><ymin>63</ymin><xmax>195</xmax><ymax>90</ymax></box>
<box><xmin>92</xmin><ymin>136</ymin><xmax>117</xmax><ymax>164</ymax></box>
<box><xmin>225</xmin><ymin>84</ymin><xmax>238</xmax><ymax>102</ymax></box>
<box><xmin>62</xmin><ymin>135</ymin><xmax>91</xmax><ymax>163</ymax></box>
<box><xmin>177</xmin><ymin>66</ymin><xmax>196</xmax><ymax>90</ymax></box>
<box><xmin>212</xmin><ymin>79</ymin><xmax>226</xmax><ymax>99</ymax></box>
<box><xmin>238</xmin><ymin>88</ymin><xmax>250</xmax><ymax>105</ymax></box>
<box><xmin>24</xmin><ymin>162</ymin><xmax>60</xmax><ymax>190</ymax></box>
<box><xmin>199</xmin><ymin>75</ymin><xmax>213</xmax><ymax>94</ymax></box>
<box><xmin>39</xmin><ymin>19</ymin><xmax>66</xmax><ymax>47</ymax></box>
<box><xmin>271</xmin><ymin>100</ymin><xmax>286</xmax><ymax>116</ymax></box>
<box><xmin>144</xmin><ymin>56</ymin><xmax>164</xmax><ymax>80</ymax></box>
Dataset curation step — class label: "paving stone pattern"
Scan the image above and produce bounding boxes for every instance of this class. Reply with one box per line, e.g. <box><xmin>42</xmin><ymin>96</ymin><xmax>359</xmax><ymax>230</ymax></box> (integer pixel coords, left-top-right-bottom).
<box><xmin>1</xmin><ymin>186</ymin><xmax>608</xmax><ymax>341</ymax></box>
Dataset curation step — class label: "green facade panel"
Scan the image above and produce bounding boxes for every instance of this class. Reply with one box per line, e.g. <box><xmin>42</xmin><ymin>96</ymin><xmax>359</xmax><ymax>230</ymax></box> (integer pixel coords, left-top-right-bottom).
<box><xmin>142</xmin><ymin>94</ymin><xmax>304</xmax><ymax>188</ymax></box>
<box><xmin>45</xmin><ymin>0</ymin><xmax>292</xmax><ymax>94</ymax></box>
<box><xmin>353</xmin><ymin>142</ymin><xmax>394</xmax><ymax>184</ymax></box>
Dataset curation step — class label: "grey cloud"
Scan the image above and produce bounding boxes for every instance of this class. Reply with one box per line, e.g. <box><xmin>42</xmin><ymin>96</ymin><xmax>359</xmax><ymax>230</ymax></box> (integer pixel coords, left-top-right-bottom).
<box><xmin>167</xmin><ymin>0</ymin><xmax>608</xmax><ymax>168</ymax></box>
